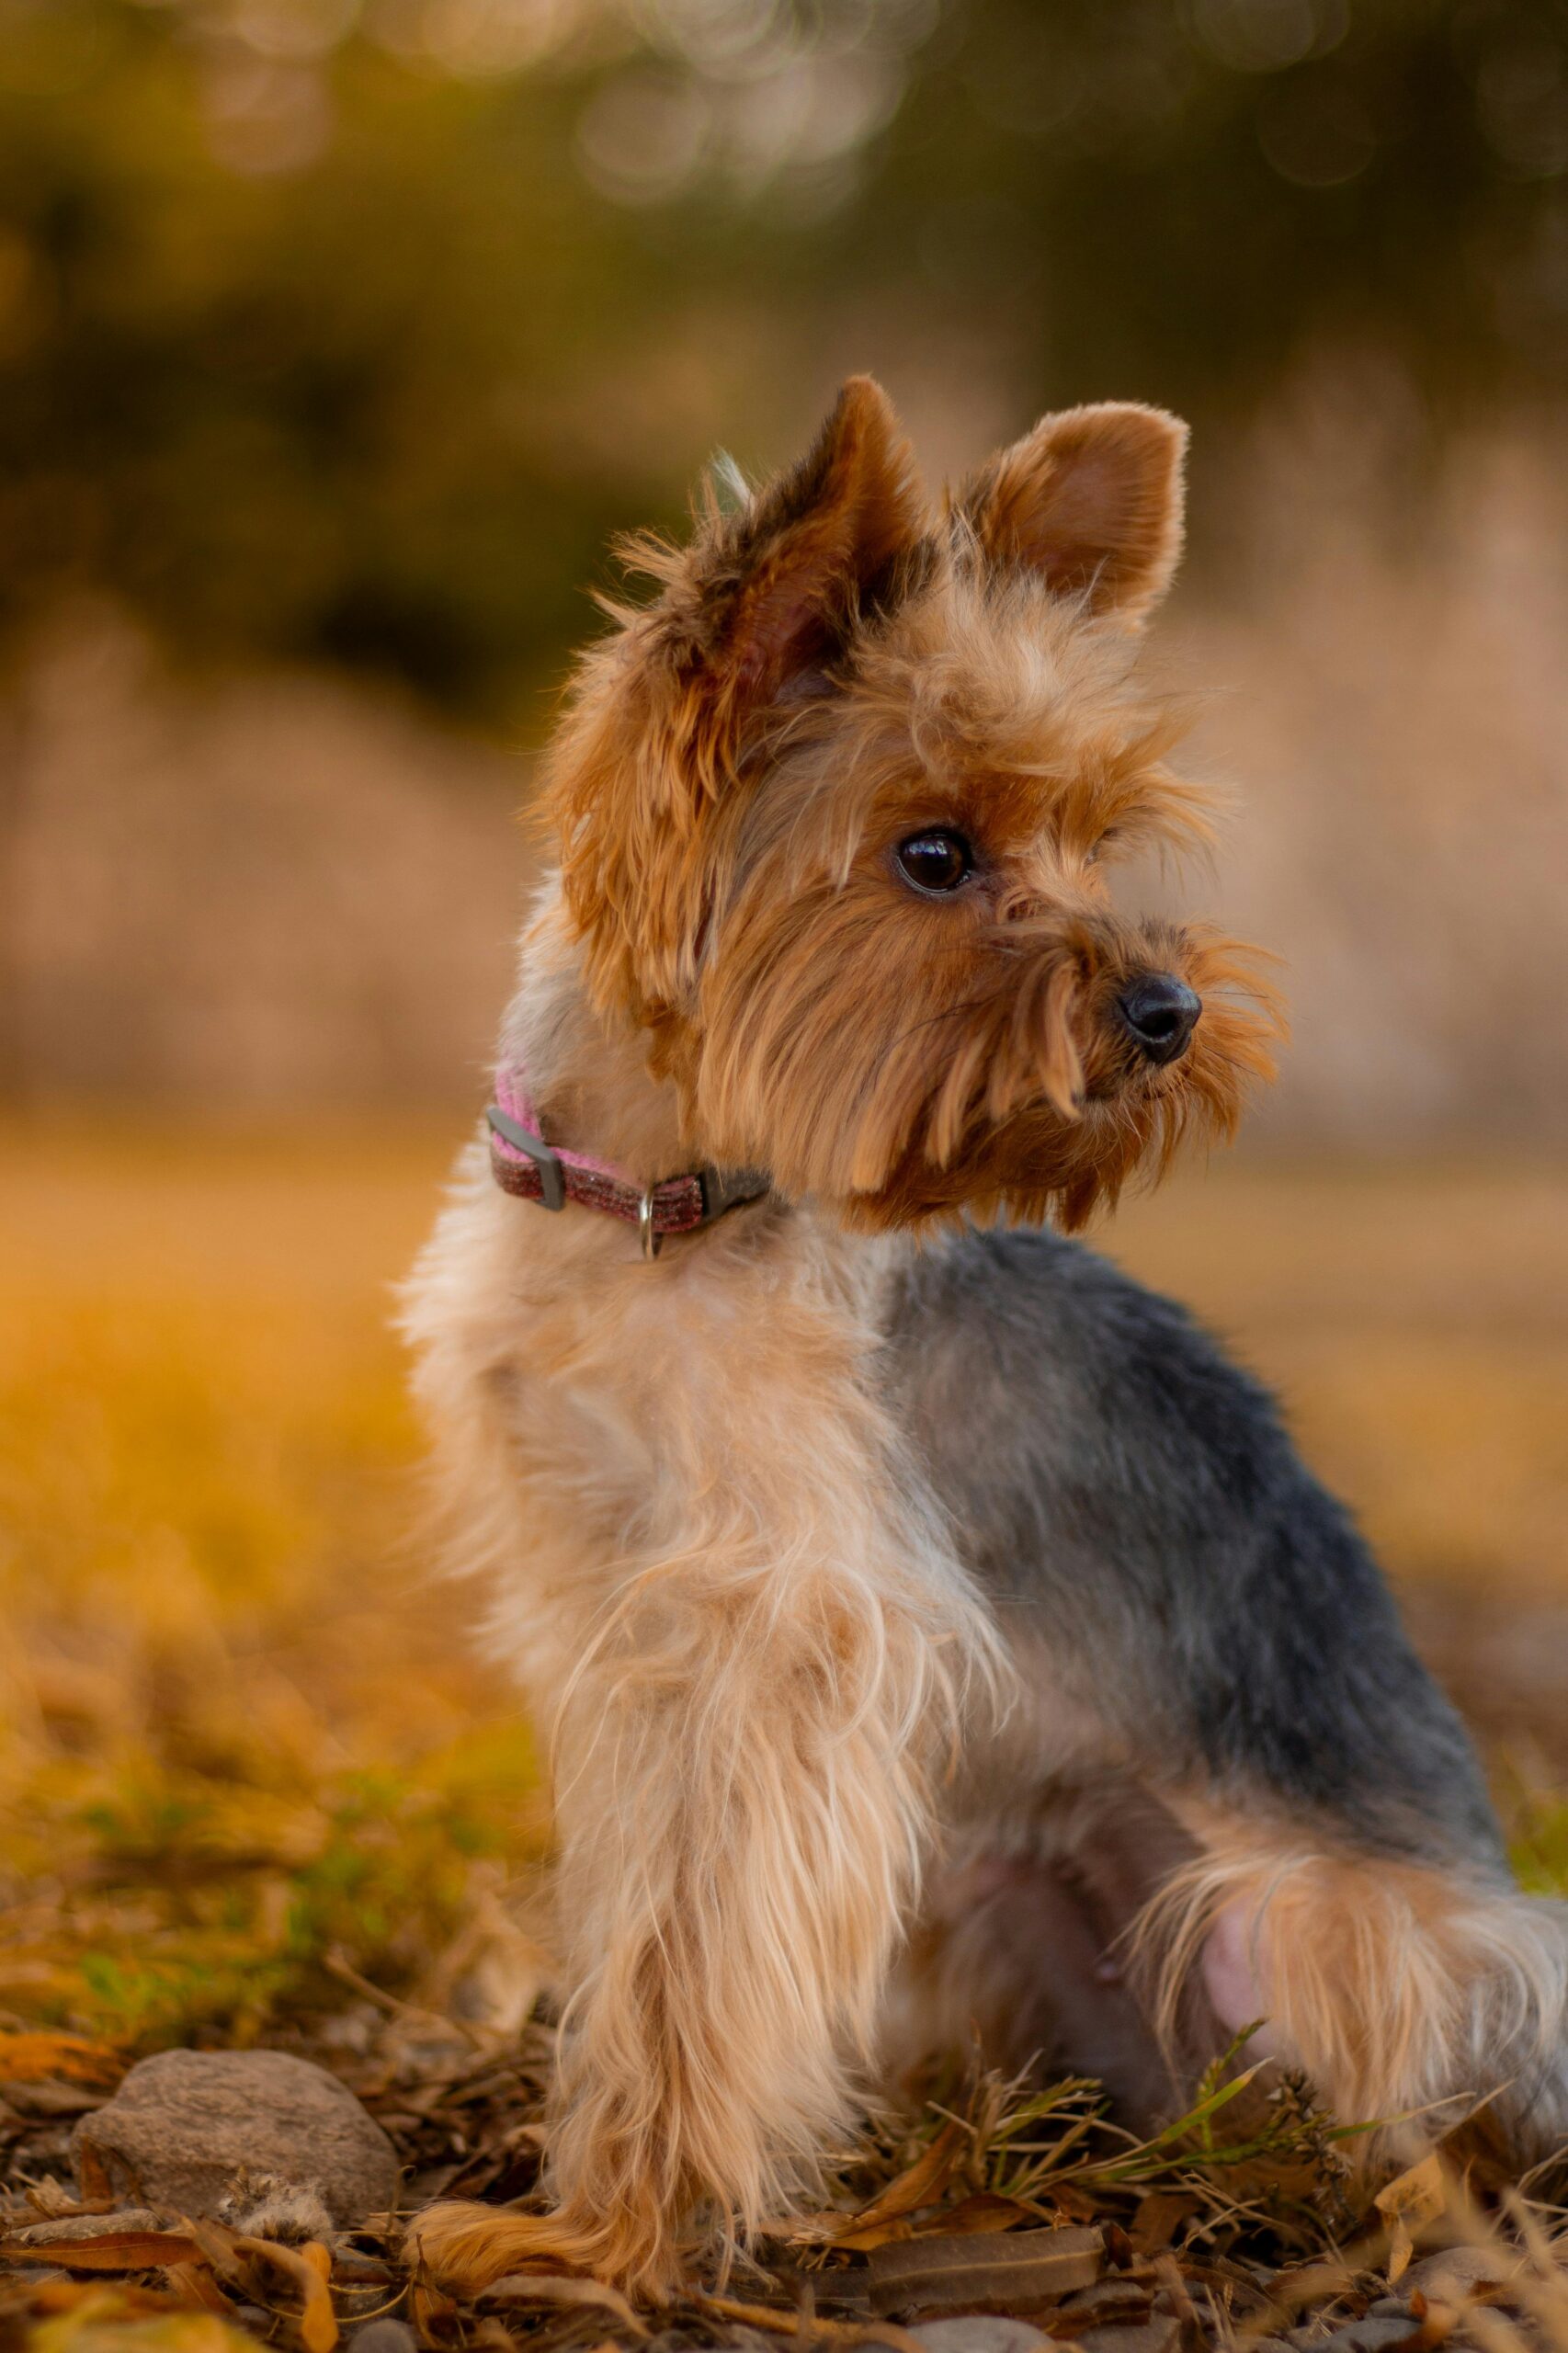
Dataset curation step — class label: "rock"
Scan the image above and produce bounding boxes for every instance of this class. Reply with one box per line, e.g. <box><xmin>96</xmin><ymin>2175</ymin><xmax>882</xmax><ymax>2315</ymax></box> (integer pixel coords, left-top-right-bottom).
<box><xmin>71</xmin><ymin>2050</ymin><xmax>399</xmax><ymax>2231</ymax></box>
<box><xmin>1403</xmin><ymin>2247</ymin><xmax>1520</xmax><ymax>2305</ymax></box>
<box><xmin>1077</xmin><ymin>2319</ymin><xmax>1181</xmax><ymax>2353</ymax></box>
<box><xmin>908</xmin><ymin>2324</ymin><xmax>1055</xmax><ymax>2353</ymax></box>
<box><xmin>349</xmin><ymin>2325</ymin><xmax>419</xmax><ymax>2353</ymax></box>
<box><xmin>1315</xmin><ymin>2319</ymin><xmax>1423</xmax><ymax>2353</ymax></box>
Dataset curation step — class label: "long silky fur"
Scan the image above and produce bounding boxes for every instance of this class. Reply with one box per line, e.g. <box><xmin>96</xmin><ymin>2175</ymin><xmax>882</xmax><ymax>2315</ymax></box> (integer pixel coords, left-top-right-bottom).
<box><xmin>404</xmin><ymin>381</ymin><xmax>1291</xmax><ymax>2297</ymax></box>
<box><xmin>1134</xmin><ymin>1827</ymin><xmax>1568</xmax><ymax>2164</ymax></box>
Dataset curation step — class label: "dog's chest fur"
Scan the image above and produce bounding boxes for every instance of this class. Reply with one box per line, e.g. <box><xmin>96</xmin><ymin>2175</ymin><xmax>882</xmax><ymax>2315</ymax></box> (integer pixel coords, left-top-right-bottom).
<box><xmin>403</xmin><ymin>1146</ymin><xmax>961</xmax><ymax>1696</ymax></box>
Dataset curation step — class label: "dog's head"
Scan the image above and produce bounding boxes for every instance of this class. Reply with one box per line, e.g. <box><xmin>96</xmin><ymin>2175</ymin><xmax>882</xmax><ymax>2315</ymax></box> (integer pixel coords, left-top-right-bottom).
<box><xmin>547</xmin><ymin>375</ymin><xmax>1278</xmax><ymax>1230</ymax></box>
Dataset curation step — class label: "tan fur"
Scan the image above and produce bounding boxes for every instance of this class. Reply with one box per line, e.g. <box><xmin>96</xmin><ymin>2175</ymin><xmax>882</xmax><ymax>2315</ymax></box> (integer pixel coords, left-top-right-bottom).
<box><xmin>403</xmin><ymin>381</ymin><xmax>1285</xmax><ymax>2295</ymax></box>
<box><xmin>403</xmin><ymin>916</ymin><xmax>1003</xmax><ymax>2292</ymax></box>
<box><xmin>1136</xmin><ymin>1813</ymin><xmax>1568</xmax><ymax>2166</ymax></box>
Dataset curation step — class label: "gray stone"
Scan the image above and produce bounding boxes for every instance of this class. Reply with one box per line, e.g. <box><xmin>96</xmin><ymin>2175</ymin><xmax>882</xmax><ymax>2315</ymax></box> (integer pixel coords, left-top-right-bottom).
<box><xmin>1077</xmin><ymin>2319</ymin><xmax>1181</xmax><ymax>2353</ymax></box>
<box><xmin>349</xmin><ymin>2325</ymin><xmax>419</xmax><ymax>2353</ymax></box>
<box><xmin>71</xmin><ymin>2049</ymin><xmax>399</xmax><ymax>2231</ymax></box>
<box><xmin>908</xmin><ymin>2325</ymin><xmax>1055</xmax><ymax>2353</ymax></box>
<box><xmin>1315</xmin><ymin>2320</ymin><xmax>1421</xmax><ymax>2353</ymax></box>
<box><xmin>1403</xmin><ymin>2248</ymin><xmax>1521</xmax><ymax>2306</ymax></box>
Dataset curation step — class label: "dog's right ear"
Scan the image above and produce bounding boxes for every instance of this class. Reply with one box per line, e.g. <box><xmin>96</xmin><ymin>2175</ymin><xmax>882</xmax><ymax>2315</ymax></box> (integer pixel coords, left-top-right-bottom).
<box><xmin>551</xmin><ymin>379</ymin><xmax>924</xmax><ymax>1018</ymax></box>
<box><xmin>681</xmin><ymin>375</ymin><xmax>925</xmax><ymax>723</ymax></box>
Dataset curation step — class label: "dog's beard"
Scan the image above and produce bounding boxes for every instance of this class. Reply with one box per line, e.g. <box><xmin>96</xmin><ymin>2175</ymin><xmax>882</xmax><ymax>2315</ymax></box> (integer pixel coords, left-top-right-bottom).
<box><xmin>846</xmin><ymin>933</ymin><xmax>1278</xmax><ymax>1233</ymax></box>
<box><xmin>687</xmin><ymin>899</ymin><xmax>1278</xmax><ymax>1234</ymax></box>
<box><xmin>844</xmin><ymin>1030</ymin><xmax>1256</xmax><ymax>1233</ymax></box>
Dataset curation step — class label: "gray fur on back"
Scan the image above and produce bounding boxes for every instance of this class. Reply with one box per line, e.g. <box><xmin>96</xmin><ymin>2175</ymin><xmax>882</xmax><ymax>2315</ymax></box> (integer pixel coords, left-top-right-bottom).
<box><xmin>880</xmin><ymin>1224</ymin><xmax>1504</xmax><ymax>1872</ymax></box>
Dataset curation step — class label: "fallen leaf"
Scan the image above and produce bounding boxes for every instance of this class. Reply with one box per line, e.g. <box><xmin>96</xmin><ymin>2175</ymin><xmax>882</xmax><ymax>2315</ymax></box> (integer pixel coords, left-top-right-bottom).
<box><xmin>0</xmin><ymin>2233</ymin><xmax>203</xmax><ymax>2271</ymax></box>
<box><xmin>165</xmin><ymin>2262</ymin><xmax>237</xmax><ymax>2316</ymax></box>
<box><xmin>831</xmin><ymin>2193</ymin><xmax>1028</xmax><ymax>2258</ymax></box>
<box><xmin>1129</xmin><ymin>2196</ymin><xmax>1194</xmax><ymax>2257</ymax></box>
<box><xmin>695</xmin><ymin>2290</ymin><xmax>926</xmax><ymax>2350</ymax></box>
<box><xmin>912</xmin><ymin>2195</ymin><xmax>1037</xmax><ymax>2240</ymax></box>
<box><xmin>1051</xmin><ymin>2280</ymin><xmax>1155</xmax><ymax>2336</ymax></box>
<box><xmin>478</xmin><ymin>2270</ymin><xmax>650</xmax><ymax>2337</ymax></box>
<box><xmin>1374</xmin><ymin>2156</ymin><xmax>1448</xmax><ymax>2229</ymax></box>
<box><xmin>232</xmin><ymin>2234</ymin><xmax>338</xmax><ymax>2353</ymax></box>
<box><xmin>0</xmin><ymin>2032</ymin><xmax>124</xmax><ymax>2090</ymax></box>
<box><xmin>867</xmin><ymin>2224</ymin><xmax>1104</xmax><ymax>2318</ymax></box>
<box><xmin>1374</xmin><ymin>2156</ymin><xmax>1448</xmax><ymax>2287</ymax></box>
<box><xmin>793</xmin><ymin>2120</ymin><xmax>971</xmax><ymax>2248</ymax></box>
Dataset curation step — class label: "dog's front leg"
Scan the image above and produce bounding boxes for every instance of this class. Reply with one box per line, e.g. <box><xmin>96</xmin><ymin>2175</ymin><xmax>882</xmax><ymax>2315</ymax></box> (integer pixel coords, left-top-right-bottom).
<box><xmin>412</xmin><ymin>1401</ymin><xmax>994</xmax><ymax>2298</ymax></box>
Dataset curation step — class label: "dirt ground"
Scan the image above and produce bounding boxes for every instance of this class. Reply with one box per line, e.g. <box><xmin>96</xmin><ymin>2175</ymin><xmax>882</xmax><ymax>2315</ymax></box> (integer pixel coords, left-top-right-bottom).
<box><xmin>2</xmin><ymin>1124</ymin><xmax>1566</xmax><ymax>2351</ymax></box>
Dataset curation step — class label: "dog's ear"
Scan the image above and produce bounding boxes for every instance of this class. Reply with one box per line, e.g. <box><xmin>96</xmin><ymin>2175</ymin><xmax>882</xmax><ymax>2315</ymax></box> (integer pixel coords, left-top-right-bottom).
<box><xmin>689</xmin><ymin>375</ymin><xmax>925</xmax><ymax>710</ymax></box>
<box><xmin>550</xmin><ymin>379</ymin><xmax>923</xmax><ymax>1018</ymax></box>
<box><xmin>955</xmin><ymin>403</ymin><xmax>1187</xmax><ymax>625</ymax></box>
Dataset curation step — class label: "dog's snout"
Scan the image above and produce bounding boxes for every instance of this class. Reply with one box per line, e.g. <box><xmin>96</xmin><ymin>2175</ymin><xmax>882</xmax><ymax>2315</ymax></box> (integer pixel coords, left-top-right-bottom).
<box><xmin>1118</xmin><ymin>972</ymin><xmax>1201</xmax><ymax>1065</ymax></box>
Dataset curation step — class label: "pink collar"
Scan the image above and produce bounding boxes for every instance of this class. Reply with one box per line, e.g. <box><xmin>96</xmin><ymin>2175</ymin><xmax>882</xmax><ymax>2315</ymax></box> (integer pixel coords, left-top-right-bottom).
<box><xmin>486</xmin><ymin>1068</ymin><xmax>771</xmax><ymax>1260</ymax></box>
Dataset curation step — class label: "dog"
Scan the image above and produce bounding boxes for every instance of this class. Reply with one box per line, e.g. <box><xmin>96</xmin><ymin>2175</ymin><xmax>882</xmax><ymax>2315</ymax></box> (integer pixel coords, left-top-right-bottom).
<box><xmin>401</xmin><ymin>378</ymin><xmax>1568</xmax><ymax>2296</ymax></box>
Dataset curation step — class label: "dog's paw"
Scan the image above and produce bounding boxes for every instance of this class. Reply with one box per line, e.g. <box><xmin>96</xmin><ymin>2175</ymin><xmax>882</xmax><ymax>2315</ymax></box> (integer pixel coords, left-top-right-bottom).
<box><xmin>405</xmin><ymin>2197</ymin><xmax>681</xmax><ymax>2303</ymax></box>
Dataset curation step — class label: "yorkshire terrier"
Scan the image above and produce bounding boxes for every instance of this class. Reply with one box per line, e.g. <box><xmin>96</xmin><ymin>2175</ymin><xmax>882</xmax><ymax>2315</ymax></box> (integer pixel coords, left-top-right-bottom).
<box><xmin>402</xmin><ymin>379</ymin><xmax>1568</xmax><ymax>2296</ymax></box>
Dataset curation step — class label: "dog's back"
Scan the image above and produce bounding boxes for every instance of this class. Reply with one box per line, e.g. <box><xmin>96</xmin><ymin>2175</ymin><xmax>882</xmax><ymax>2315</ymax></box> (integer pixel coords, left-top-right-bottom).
<box><xmin>882</xmin><ymin>1223</ymin><xmax>1502</xmax><ymax>1870</ymax></box>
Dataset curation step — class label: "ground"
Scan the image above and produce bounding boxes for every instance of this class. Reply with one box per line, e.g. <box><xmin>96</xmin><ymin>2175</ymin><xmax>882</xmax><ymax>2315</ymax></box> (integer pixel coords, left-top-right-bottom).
<box><xmin>2</xmin><ymin>1123</ymin><xmax>1566</xmax><ymax>2352</ymax></box>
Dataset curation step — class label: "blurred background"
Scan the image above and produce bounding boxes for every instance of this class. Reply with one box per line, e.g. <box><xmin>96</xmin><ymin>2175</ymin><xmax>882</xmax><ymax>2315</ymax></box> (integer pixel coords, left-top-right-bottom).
<box><xmin>1</xmin><ymin>0</ymin><xmax>1566</xmax><ymax>2057</ymax></box>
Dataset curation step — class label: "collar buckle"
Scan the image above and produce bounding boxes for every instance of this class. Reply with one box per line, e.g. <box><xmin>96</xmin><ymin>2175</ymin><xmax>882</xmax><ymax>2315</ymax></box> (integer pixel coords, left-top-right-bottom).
<box><xmin>485</xmin><ymin>1104</ymin><xmax>566</xmax><ymax>1211</ymax></box>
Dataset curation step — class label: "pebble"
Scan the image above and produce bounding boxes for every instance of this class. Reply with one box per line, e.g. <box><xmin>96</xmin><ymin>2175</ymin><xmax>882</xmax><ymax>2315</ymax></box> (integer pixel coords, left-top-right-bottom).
<box><xmin>348</xmin><ymin>2324</ymin><xmax>419</xmax><ymax>2353</ymax></box>
<box><xmin>1077</xmin><ymin>2318</ymin><xmax>1181</xmax><ymax>2353</ymax></box>
<box><xmin>1403</xmin><ymin>2247</ymin><xmax>1520</xmax><ymax>2304</ymax></box>
<box><xmin>908</xmin><ymin>2324</ymin><xmax>1055</xmax><ymax>2353</ymax></box>
<box><xmin>1313</xmin><ymin>2317</ymin><xmax>1423</xmax><ymax>2353</ymax></box>
<box><xmin>70</xmin><ymin>2048</ymin><xmax>399</xmax><ymax>2231</ymax></box>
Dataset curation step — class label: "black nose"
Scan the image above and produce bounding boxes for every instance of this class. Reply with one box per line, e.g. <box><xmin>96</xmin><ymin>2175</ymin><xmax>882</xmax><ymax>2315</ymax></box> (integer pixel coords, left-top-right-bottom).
<box><xmin>1118</xmin><ymin>972</ymin><xmax>1201</xmax><ymax>1064</ymax></box>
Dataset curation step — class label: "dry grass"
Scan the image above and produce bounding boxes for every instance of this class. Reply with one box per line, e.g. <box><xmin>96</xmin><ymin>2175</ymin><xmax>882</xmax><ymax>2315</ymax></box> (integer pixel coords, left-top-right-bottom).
<box><xmin>1</xmin><ymin>1120</ymin><xmax>1566</xmax><ymax>2348</ymax></box>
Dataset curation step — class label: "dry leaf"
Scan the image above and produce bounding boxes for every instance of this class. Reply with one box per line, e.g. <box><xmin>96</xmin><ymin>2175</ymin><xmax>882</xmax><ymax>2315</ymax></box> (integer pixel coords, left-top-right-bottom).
<box><xmin>1375</xmin><ymin>2154</ymin><xmax>1449</xmax><ymax>2286</ymax></box>
<box><xmin>1130</xmin><ymin>2194</ymin><xmax>1195</xmax><ymax>2256</ymax></box>
<box><xmin>1375</xmin><ymin>2155</ymin><xmax>1449</xmax><ymax>2229</ymax></box>
<box><xmin>0</xmin><ymin>2031</ymin><xmax>124</xmax><ymax>2089</ymax></box>
<box><xmin>867</xmin><ymin>2222</ymin><xmax>1104</xmax><ymax>2317</ymax></box>
<box><xmin>232</xmin><ymin>2234</ymin><xmax>339</xmax><ymax>2353</ymax></box>
<box><xmin>911</xmin><ymin>2193</ymin><xmax>1036</xmax><ymax>2239</ymax></box>
<box><xmin>0</xmin><ymin>2231</ymin><xmax>203</xmax><ymax>2270</ymax></box>
<box><xmin>411</xmin><ymin>2279</ymin><xmax>460</xmax><ymax>2343</ymax></box>
<box><xmin>165</xmin><ymin>2261</ymin><xmax>238</xmax><ymax>2316</ymax></box>
<box><xmin>792</xmin><ymin>2119</ymin><xmax>969</xmax><ymax>2247</ymax></box>
<box><xmin>478</xmin><ymin>2269</ymin><xmax>651</xmax><ymax>2337</ymax></box>
<box><xmin>695</xmin><ymin>2290</ymin><xmax>926</xmax><ymax>2350</ymax></box>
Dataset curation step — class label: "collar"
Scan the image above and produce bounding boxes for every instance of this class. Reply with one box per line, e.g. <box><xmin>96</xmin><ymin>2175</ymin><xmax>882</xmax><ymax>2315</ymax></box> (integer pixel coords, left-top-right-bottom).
<box><xmin>486</xmin><ymin>1067</ymin><xmax>771</xmax><ymax>1260</ymax></box>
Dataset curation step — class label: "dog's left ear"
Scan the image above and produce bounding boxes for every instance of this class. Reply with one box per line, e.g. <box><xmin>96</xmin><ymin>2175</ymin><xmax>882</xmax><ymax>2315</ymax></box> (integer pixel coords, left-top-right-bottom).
<box><xmin>956</xmin><ymin>403</ymin><xmax>1187</xmax><ymax>626</ymax></box>
<box><xmin>691</xmin><ymin>374</ymin><xmax>925</xmax><ymax>714</ymax></box>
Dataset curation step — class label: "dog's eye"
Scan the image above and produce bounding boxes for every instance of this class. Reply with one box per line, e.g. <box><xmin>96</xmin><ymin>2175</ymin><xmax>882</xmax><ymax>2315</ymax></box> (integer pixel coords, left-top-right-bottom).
<box><xmin>895</xmin><ymin>830</ymin><xmax>972</xmax><ymax>895</ymax></box>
